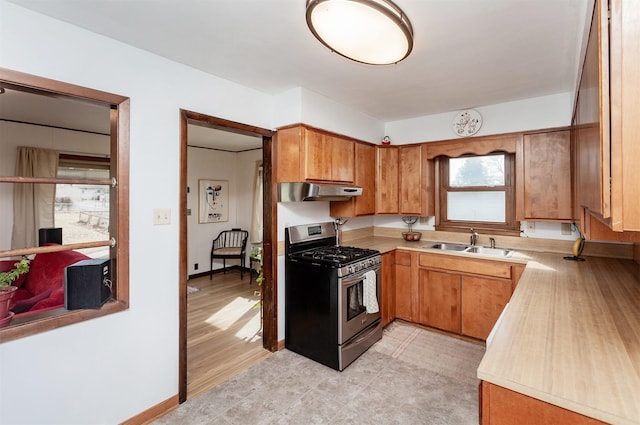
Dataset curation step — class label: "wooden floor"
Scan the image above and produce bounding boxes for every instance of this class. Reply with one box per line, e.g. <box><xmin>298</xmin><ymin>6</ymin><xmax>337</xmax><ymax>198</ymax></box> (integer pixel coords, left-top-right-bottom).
<box><xmin>187</xmin><ymin>269</ymin><xmax>271</xmax><ymax>399</ymax></box>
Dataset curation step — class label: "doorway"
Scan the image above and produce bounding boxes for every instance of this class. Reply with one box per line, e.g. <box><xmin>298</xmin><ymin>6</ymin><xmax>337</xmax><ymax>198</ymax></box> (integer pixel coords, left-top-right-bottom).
<box><xmin>179</xmin><ymin>110</ymin><xmax>276</xmax><ymax>403</ymax></box>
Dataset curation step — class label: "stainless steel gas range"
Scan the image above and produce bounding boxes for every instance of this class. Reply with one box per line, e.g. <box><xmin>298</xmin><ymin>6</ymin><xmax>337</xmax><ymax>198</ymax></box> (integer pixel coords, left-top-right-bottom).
<box><xmin>284</xmin><ymin>222</ymin><xmax>382</xmax><ymax>371</ymax></box>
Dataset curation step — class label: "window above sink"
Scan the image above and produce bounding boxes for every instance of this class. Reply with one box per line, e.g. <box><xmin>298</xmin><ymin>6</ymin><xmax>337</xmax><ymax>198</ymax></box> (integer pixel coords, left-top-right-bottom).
<box><xmin>436</xmin><ymin>153</ymin><xmax>519</xmax><ymax>236</ymax></box>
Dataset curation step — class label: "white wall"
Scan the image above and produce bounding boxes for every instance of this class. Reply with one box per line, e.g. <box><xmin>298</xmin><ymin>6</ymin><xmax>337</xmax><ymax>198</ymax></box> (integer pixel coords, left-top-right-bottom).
<box><xmin>274</xmin><ymin>87</ymin><xmax>384</xmax><ymax>143</ymax></box>
<box><xmin>0</xmin><ymin>2</ymin><xmax>273</xmax><ymax>424</ymax></box>
<box><xmin>377</xmin><ymin>92</ymin><xmax>577</xmax><ymax>239</ymax></box>
<box><xmin>186</xmin><ymin>146</ymin><xmax>262</xmax><ymax>276</ymax></box>
<box><xmin>384</xmin><ymin>92</ymin><xmax>572</xmax><ymax>145</ymax></box>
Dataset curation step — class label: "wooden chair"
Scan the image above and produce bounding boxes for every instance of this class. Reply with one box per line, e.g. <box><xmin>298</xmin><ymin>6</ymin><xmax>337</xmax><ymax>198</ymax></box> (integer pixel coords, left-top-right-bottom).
<box><xmin>210</xmin><ymin>228</ymin><xmax>249</xmax><ymax>280</ymax></box>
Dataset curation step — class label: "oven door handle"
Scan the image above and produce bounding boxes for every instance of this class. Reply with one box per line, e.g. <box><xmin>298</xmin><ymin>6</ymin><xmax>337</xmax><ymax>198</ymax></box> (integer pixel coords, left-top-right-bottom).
<box><xmin>340</xmin><ymin>266</ymin><xmax>380</xmax><ymax>287</ymax></box>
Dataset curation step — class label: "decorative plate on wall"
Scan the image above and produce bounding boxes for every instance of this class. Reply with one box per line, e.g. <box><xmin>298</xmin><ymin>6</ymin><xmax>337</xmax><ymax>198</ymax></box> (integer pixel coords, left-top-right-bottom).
<box><xmin>452</xmin><ymin>109</ymin><xmax>482</xmax><ymax>137</ymax></box>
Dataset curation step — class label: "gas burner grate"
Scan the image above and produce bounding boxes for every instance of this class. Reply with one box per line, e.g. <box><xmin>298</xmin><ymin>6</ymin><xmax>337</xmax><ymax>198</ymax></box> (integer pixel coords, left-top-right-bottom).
<box><xmin>292</xmin><ymin>245</ymin><xmax>379</xmax><ymax>266</ymax></box>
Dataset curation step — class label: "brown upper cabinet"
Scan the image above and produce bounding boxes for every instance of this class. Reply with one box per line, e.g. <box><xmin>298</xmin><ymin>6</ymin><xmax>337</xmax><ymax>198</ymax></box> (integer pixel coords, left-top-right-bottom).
<box><xmin>518</xmin><ymin>130</ymin><xmax>572</xmax><ymax>221</ymax></box>
<box><xmin>275</xmin><ymin>124</ymin><xmax>355</xmax><ymax>184</ymax></box>
<box><xmin>376</xmin><ymin>144</ymin><xmax>432</xmax><ymax>216</ymax></box>
<box><xmin>573</xmin><ymin>0</ymin><xmax>640</xmax><ymax>231</ymax></box>
<box><xmin>399</xmin><ymin>145</ymin><xmax>424</xmax><ymax>215</ymax></box>
<box><xmin>330</xmin><ymin>142</ymin><xmax>376</xmax><ymax>217</ymax></box>
<box><xmin>375</xmin><ymin>146</ymin><xmax>400</xmax><ymax>214</ymax></box>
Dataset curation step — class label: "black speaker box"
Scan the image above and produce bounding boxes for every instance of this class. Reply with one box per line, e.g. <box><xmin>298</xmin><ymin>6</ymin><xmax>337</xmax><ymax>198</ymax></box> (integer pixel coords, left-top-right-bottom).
<box><xmin>39</xmin><ymin>227</ymin><xmax>62</xmax><ymax>246</ymax></box>
<box><xmin>64</xmin><ymin>259</ymin><xmax>112</xmax><ymax>310</ymax></box>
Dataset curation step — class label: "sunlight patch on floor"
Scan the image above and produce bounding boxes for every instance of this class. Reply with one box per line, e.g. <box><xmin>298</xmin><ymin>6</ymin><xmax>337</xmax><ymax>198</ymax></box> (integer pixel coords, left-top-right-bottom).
<box><xmin>206</xmin><ymin>296</ymin><xmax>257</xmax><ymax>330</ymax></box>
<box><xmin>234</xmin><ymin>313</ymin><xmax>262</xmax><ymax>343</ymax></box>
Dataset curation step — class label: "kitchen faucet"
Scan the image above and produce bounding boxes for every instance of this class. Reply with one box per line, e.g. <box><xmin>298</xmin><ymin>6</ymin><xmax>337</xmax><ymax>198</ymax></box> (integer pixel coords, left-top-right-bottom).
<box><xmin>470</xmin><ymin>228</ymin><xmax>479</xmax><ymax>246</ymax></box>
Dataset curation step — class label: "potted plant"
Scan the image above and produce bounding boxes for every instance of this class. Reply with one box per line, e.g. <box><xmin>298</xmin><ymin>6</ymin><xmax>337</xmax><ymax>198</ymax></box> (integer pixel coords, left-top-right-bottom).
<box><xmin>0</xmin><ymin>258</ymin><xmax>30</xmax><ymax>328</ymax></box>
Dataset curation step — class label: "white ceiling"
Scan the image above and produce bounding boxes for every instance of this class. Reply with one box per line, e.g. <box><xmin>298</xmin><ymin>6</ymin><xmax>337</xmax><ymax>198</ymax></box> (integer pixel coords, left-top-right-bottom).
<box><xmin>3</xmin><ymin>0</ymin><xmax>591</xmax><ymax>149</ymax></box>
<box><xmin>188</xmin><ymin>124</ymin><xmax>263</xmax><ymax>152</ymax></box>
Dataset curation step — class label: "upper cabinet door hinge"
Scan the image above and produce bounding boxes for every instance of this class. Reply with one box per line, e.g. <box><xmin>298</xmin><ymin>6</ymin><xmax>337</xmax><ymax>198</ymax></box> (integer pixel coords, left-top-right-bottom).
<box><xmin>111</xmin><ymin>177</ymin><xmax>117</xmax><ymax>188</ymax></box>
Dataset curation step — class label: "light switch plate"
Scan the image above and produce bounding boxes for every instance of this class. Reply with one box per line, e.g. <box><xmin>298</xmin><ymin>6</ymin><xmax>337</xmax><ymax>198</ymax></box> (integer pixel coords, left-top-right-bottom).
<box><xmin>153</xmin><ymin>208</ymin><xmax>171</xmax><ymax>225</ymax></box>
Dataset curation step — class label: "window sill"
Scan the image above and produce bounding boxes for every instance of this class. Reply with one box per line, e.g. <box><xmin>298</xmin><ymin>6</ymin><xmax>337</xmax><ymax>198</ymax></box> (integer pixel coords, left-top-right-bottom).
<box><xmin>0</xmin><ymin>300</ymin><xmax>128</xmax><ymax>344</ymax></box>
<box><xmin>435</xmin><ymin>224</ymin><xmax>521</xmax><ymax>237</ymax></box>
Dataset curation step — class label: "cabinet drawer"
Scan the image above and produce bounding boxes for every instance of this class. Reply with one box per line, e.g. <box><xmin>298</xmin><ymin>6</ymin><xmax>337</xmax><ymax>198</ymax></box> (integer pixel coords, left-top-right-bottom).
<box><xmin>395</xmin><ymin>250</ymin><xmax>412</xmax><ymax>266</ymax></box>
<box><xmin>419</xmin><ymin>253</ymin><xmax>511</xmax><ymax>279</ymax></box>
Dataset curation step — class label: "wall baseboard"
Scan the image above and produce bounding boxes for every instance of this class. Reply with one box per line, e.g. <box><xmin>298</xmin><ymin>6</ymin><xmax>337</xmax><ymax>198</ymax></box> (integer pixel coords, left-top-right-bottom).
<box><xmin>120</xmin><ymin>394</ymin><xmax>179</xmax><ymax>425</ymax></box>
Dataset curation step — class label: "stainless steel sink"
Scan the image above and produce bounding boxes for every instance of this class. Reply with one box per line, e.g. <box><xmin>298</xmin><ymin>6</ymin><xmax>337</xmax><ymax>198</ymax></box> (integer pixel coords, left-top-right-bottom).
<box><xmin>423</xmin><ymin>242</ymin><xmax>469</xmax><ymax>252</ymax></box>
<box><xmin>464</xmin><ymin>246</ymin><xmax>515</xmax><ymax>258</ymax></box>
<box><xmin>423</xmin><ymin>242</ymin><xmax>515</xmax><ymax>258</ymax></box>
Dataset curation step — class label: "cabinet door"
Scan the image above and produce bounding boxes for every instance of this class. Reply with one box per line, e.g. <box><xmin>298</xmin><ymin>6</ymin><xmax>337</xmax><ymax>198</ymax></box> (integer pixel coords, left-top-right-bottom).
<box><xmin>418</xmin><ymin>269</ymin><xmax>460</xmax><ymax>333</ymax></box>
<box><xmin>461</xmin><ymin>275</ymin><xmax>512</xmax><ymax>340</ymax></box>
<box><xmin>302</xmin><ymin>129</ymin><xmax>332</xmax><ymax>181</ymax></box>
<box><xmin>301</xmin><ymin>130</ymin><xmax>355</xmax><ymax>183</ymax></box>
<box><xmin>330</xmin><ymin>136</ymin><xmax>355</xmax><ymax>183</ymax></box>
<box><xmin>376</xmin><ymin>147</ymin><xmax>399</xmax><ymax>214</ymax></box>
<box><xmin>330</xmin><ymin>142</ymin><xmax>375</xmax><ymax>217</ymax></box>
<box><xmin>574</xmin><ymin>0</ymin><xmax>610</xmax><ymax>220</ymax></box>
<box><xmin>381</xmin><ymin>252</ymin><xmax>395</xmax><ymax>327</ymax></box>
<box><xmin>399</xmin><ymin>145</ymin><xmax>423</xmax><ymax>215</ymax></box>
<box><xmin>354</xmin><ymin>142</ymin><xmax>375</xmax><ymax>215</ymax></box>
<box><xmin>522</xmin><ymin>130</ymin><xmax>572</xmax><ymax>220</ymax></box>
<box><xmin>275</xmin><ymin>126</ymin><xmax>303</xmax><ymax>182</ymax></box>
<box><xmin>394</xmin><ymin>250</ymin><xmax>413</xmax><ymax>321</ymax></box>
<box><xmin>573</xmin><ymin>0</ymin><xmax>640</xmax><ymax>230</ymax></box>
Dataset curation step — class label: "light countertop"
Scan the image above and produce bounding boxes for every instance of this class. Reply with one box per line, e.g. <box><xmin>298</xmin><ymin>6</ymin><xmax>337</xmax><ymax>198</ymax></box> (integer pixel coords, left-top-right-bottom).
<box><xmin>347</xmin><ymin>236</ymin><xmax>640</xmax><ymax>425</ymax></box>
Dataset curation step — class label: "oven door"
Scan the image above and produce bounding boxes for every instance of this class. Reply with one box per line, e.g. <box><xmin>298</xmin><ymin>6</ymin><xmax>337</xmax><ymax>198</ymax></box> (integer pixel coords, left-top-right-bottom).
<box><xmin>338</xmin><ymin>265</ymin><xmax>381</xmax><ymax>344</ymax></box>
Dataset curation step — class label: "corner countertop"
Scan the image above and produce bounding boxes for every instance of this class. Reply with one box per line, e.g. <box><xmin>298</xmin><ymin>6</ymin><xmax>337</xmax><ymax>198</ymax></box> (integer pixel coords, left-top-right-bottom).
<box><xmin>347</xmin><ymin>236</ymin><xmax>640</xmax><ymax>425</ymax></box>
<box><xmin>477</xmin><ymin>251</ymin><xmax>640</xmax><ymax>425</ymax></box>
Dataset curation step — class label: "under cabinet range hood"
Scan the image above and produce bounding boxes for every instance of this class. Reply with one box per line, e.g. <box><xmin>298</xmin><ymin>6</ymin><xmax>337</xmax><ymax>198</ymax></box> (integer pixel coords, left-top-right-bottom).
<box><xmin>278</xmin><ymin>182</ymin><xmax>362</xmax><ymax>202</ymax></box>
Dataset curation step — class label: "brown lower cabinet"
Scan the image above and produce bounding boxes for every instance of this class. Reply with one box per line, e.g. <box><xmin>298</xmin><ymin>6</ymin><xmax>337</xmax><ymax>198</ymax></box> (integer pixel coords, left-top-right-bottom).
<box><xmin>391</xmin><ymin>250</ymin><xmax>524</xmax><ymax>340</ymax></box>
<box><xmin>394</xmin><ymin>250</ymin><xmax>414</xmax><ymax>322</ymax></box>
<box><xmin>418</xmin><ymin>269</ymin><xmax>460</xmax><ymax>333</ymax></box>
<box><xmin>461</xmin><ymin>275</ymin><xmax>512</xmax><ymax>340</ymax></box>
<box><xmin>380</xmin><ymin>252</ymin><xmax>395</xmax><ymax>327</ymax></box>
<box><xmin>480</xmin><ymin>381</ymin><xmax>607</xmax><ymax>425</ymax></box>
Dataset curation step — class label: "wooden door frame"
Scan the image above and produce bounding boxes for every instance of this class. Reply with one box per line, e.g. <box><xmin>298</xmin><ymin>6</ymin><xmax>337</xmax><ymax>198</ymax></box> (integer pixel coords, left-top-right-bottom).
<box><xmin>179</xmin><ymin>110</ymin><xmax>276</xmax><ymax>403</ymax></box>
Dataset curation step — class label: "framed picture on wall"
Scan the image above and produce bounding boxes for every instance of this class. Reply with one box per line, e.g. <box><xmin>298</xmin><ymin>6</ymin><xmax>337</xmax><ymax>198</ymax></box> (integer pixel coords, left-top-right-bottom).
<box><xmin>198</xmin><ymin>179</ymin><xmax>228</xmax><ymax>223</ymax></box>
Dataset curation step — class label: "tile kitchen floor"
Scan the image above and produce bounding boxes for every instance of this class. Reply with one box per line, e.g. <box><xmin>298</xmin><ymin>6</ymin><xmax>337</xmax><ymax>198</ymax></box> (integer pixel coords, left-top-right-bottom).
<box><xmin>153</xmin><ymin>344</ymin><xmax>480</xmax><ymax>424</ymax></box>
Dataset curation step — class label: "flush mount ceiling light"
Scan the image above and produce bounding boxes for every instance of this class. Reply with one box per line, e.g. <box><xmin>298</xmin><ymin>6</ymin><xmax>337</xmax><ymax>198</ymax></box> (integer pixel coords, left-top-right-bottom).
<box><xmin>306</xmin><ymin>0</ymin><xmax>413</xmax><ymax>65</ymax></box>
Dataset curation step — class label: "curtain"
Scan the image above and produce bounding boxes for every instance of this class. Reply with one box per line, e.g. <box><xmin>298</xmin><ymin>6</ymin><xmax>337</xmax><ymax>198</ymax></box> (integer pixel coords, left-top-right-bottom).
<box><xmin>11</xmin><ymin>146</ymin><xmax>59</xmax><ymax>249</ymax></box>
<box><xmin>250</xmin><ymin>160</ymin><xmax>263</xmax><ymax>244</ymax></box>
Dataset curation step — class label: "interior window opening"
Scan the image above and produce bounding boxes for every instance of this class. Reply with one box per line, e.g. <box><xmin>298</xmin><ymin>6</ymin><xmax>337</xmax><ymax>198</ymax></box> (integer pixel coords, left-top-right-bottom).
<box><xmin>0</xmin><ymin>68</ymin><xmax>129</xmax><ymax>343</ymax></box>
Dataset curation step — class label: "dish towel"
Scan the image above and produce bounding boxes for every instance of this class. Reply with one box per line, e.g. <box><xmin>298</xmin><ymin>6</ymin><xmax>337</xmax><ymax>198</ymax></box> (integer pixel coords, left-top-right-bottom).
<box><xmin>363</xmin><ymin>270</ymin><xmax>379</xmax><ymax>314</ymax></box>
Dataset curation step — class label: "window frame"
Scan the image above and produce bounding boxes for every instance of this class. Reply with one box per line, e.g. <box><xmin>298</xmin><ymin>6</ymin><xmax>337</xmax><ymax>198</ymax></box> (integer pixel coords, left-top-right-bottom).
<box><xmin>55</xmin><ymin>154</ymin><xmax>112</xmax><ymax>251</ymax></box>
<box><xmin>0</xmin><ymin>67</ymin><xmax>129</xmax><ymax>343</ymax></box>
<box><xmin>436</xmin><ymin>152</ymin><xmax>519</xmax><ymax>235</ymax></box>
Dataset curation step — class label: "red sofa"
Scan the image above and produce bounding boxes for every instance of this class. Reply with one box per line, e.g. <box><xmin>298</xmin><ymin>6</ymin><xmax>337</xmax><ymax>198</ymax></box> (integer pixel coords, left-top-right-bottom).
<box><xmin>0</xmin><ymin>249</ymin><xmax>90</xmax><ymax>315</ymax></box>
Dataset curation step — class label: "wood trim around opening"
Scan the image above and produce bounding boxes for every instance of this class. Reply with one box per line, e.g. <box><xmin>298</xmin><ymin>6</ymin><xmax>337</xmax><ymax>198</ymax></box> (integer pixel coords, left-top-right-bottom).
<box><xmin>178</xmin><ymin>110</ymin><xmax>275</xmax><ymax>403</ymax></box>
<box><xmin>0</xmin><ymin>68</ymin><xmax>130</xmax><ymax>344</ymax></box>
<box><xmin>436</xmin><ymin>153</ymin><xmax>518</xmax><ymax>234</ymax></box>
